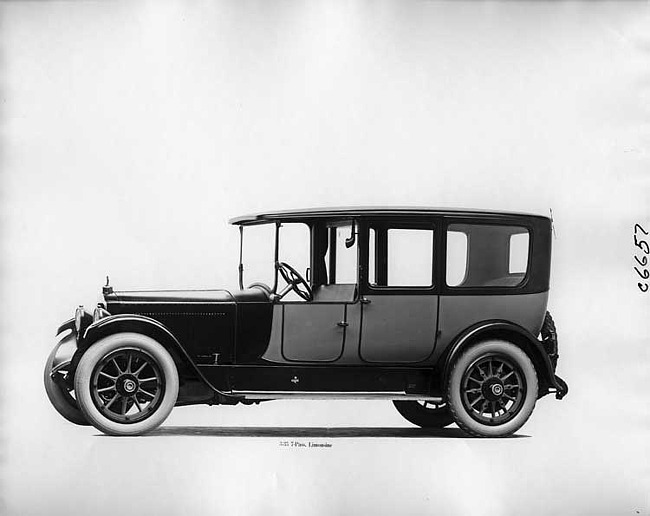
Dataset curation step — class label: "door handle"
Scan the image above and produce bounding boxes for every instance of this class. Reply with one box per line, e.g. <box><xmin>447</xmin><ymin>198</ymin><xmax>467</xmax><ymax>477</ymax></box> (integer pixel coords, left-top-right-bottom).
<box><xmin>360</xmin><ymin>297</ymin><xmax>371</xmax><ymax>304</ymax></box>
<box><xmin>337</xmin><ymin>321</ymin><xmax>349</xmax><ymax>327</ymax></box>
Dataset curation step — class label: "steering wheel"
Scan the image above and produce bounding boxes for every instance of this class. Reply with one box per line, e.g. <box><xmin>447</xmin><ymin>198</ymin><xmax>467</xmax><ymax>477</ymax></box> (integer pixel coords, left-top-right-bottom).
<box><xmin>276</xmin><ymin>262</ymin><xmax>313</xmax><ymax>301</ymax></box>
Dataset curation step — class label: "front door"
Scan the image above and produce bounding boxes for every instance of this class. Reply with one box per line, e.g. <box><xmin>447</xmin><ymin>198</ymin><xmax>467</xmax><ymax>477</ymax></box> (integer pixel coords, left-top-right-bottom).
<box><xmin>282</xmin><ymin>303</ymin><xmax>346</xmax><ymax>361</ymax></box>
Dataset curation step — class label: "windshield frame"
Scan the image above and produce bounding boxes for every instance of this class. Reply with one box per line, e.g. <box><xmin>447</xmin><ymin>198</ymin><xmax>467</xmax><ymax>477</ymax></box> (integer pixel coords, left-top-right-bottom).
<box><xmin>237</xmin><ymin>221</ymin><xmax>280</xmax><ymax>291</ymax></box>
<box><xmin>239</xmin><ymin>221</ymin><xmax>315</xmax><ymax>293</ymax></box>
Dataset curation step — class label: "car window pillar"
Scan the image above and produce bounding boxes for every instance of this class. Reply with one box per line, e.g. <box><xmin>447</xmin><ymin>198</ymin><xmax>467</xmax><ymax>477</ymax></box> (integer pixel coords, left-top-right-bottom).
<box><xmin>272</xmin><ymin>222</ymin><xmax>280</xmax><ymax>293</ymax></box>
<box><xmin>311</xmin><ymin>223</ymin><xmax>328</xmax><ymax>287</ymax></box>
<box><xmin>327</xmin><ymin>226</ymin><xmax>337</xmax><ymax>284</ymax></box>
<box><xmin>374</xmin><ymin>225</ymin><xmax>388</xmax><ymax>286</ymax></box>
<box><xmin>357</xmin><ymin>219</ymin><xmax>369</xmax><ymax>295</ymax></box>
<box><xmin>238</xmin><ymin>225</ymin><xmax>244</xmax><ymax>290</ymax></box>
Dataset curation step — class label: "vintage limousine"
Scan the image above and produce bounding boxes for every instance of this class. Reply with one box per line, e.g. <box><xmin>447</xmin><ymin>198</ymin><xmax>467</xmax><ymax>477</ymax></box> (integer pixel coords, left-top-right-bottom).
<box><xmin>45</xmin><ymin>207</ymin><xmax>567</xmax><ymax>437</ymax></box>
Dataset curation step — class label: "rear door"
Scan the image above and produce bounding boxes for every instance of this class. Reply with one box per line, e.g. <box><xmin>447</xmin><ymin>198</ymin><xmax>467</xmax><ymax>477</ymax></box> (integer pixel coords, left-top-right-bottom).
<box><xmin>359</xmin><ymin>221</ymin><xmax>438</xmax><ymax>363</ymax></box>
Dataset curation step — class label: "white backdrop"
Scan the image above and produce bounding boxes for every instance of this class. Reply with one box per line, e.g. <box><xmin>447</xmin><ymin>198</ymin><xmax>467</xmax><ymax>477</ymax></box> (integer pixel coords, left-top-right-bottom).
<box><xmin>1</xmin><ymin>1</ymin><xmax>649</xmax><ymax>515</ymax></box>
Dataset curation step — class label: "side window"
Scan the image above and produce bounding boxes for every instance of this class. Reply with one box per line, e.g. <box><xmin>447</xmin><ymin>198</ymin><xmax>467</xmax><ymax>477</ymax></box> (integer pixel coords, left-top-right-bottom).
<box><xmin>335</xmin><ymin>225</ymin><xmax>357</xmax><ymax>284</ymax></box>
<box><xmin>279</xmin><ymin>223</ymin><xmax>311</xmax><ymax>301</ymax></box>
<box><xmin>368</xmin><ymin>228</ymin><xmax>376</xmax><ymax>285</ymax></box>
<box><xmin>446</xmin><ymin>224</ymin><xmax>529</xmax><ymax>288</ymax></box>
<box><xmin>324</xmin><ymin>223</ymin><xmax>358</xmax><ymax>284</ymax></box>
<box><xmin>280</xmin><ymin>223</ymin><xmax>310</xmax><ymax>275</ymax></box>
<box><xmin>509</xmin><ymin>232</ymin><xmax>530</xmax><ymax>273</ymax></box>
<box><xmin>387</xmin><ymin>229</ymin><xmax>434</xmax><ymax>286</ymax></box>
<box><xmin>446</xmin><ymin>231</ymin><xmax>468</xmax><ymax>287</ymax></box>
<box><xmin>369</xmin><ymin>226</ymin><xmax>434</xmax><ymax>288</ymax></box>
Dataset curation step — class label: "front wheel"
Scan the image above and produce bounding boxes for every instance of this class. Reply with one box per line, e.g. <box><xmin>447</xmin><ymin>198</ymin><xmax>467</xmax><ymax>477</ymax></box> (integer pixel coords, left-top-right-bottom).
<box><xmin>75</xmin><ymin>333</ymin><xmax>179</xmax><ymax>436</ymax></box>
<box><xmin>44</xmin><ymin>346</ymin><xmax>89</xmax><ymax>426</ymax></box>
<box><xmin>447</xmin><ymin>340</ymin><xmax>538</xmax><ymax>437</ymax></box>
<box><xmin>393</xmin><ymin>400</ymin><xmax>454</xmax><ymax>428</ymax></box>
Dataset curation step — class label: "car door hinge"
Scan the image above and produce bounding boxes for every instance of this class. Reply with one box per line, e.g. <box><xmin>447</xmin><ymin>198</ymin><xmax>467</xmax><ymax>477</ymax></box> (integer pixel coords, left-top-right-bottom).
<box><xmin>337</xmin><ymin>321</ymin><xmax>349</xmax><ymax>327</ymax></box>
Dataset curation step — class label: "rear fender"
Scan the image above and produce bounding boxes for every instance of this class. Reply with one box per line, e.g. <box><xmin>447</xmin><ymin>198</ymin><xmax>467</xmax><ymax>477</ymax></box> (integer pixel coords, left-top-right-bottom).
<box><xmin>440</xmin><ymin>320</ymin><xmax>563</xmax><ymax>399</ymax></box>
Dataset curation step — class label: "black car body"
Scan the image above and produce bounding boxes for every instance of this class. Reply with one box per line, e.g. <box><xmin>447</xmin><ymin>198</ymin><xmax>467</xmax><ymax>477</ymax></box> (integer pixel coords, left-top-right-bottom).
<box><xmin>45</xmin><ymin>207</ymin><xmax>567</xmax><ymax>437</ymax></box>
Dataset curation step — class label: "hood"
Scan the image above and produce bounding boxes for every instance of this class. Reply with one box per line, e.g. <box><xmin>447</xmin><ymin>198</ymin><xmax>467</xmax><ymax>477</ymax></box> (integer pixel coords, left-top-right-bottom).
<box><xmin>104</xmin><ymin>288</ymin><xmax>268</xmax><ymax>305</ymax></box>
<box><xmin>106</xmin><ymin>289</ymin><xmax>234</xmax><ymax>304</ymax></box>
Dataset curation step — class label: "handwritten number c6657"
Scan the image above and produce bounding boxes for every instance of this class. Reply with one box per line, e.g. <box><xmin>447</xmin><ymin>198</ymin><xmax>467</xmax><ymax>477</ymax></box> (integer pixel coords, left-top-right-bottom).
<box><xmin>634</xmin><ymin>224</ymin><xmax>650</xmax><ymax>292</ymax></box>
<box><xmin>634</xmin><ymin>224</ymin><xmax>648</xmax><ymax>292</ymax></box>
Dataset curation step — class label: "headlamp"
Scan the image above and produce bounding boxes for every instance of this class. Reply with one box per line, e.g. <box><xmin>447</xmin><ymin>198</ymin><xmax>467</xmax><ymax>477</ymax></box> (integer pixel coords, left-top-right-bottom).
<box><xmin>93</xmin><ymin>304</ymin><xmax>110</xmax><ymax>322</ymax></box>
<box><xmin>74</xmin><ymin>305</ymin><xmax>84</xmax><ymax>334</ymax></box>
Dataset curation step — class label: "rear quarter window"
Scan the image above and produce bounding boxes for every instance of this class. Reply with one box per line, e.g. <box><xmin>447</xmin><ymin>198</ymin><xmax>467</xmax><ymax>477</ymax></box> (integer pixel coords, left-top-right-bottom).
<box><xmin>446</xmin><ymin>223</ymin><xmax>530</xmax><ymax>288</ymax></box>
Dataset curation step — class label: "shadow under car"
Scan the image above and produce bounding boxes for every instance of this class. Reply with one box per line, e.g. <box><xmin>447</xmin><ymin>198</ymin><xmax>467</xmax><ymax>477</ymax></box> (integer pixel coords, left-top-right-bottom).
<box><xmin>109</xmin><ymin>426</ymin><xmax>530</xmax><ymax>439</ymax></box>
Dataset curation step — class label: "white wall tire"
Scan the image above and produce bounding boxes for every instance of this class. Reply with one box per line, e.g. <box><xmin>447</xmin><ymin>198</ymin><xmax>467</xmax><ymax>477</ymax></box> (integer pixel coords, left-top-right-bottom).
<box><xmin>447</xmin><ymin>340</ymin><xmax>538</xmax><ymax>437</ymax></box>
<box><xmin>75</xmin><ymin>333</ymin><xmax>179</xmax><ymax>436</ymax></box>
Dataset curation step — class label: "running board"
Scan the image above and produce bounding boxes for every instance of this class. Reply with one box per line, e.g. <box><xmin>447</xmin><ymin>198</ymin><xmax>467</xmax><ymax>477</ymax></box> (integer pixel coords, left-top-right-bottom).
<box><xmin>231</xmin><ymin>391</ymin><xmax>444</xmax><ymax>402</ymax></box>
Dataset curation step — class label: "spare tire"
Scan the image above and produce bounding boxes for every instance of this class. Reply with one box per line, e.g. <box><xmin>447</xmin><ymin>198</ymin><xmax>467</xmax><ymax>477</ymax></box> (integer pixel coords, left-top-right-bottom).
<box><xmin>540</xmin><ymin>311</ymin><xmax>558</xmax><ymax>367</ymax></box>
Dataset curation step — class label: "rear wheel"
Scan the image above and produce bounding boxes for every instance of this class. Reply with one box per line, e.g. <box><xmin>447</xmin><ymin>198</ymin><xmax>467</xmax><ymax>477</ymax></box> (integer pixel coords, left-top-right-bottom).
<box><xmin>75</xmin><ymin>333</ymin><xmax>179</xmax><ymax>436</ymax></box>
<box><xmin>393</xmin><ymin>400</ymin><xmax>454</xmax><ymax>428</ymax></box>
<box><xmin>447</xmin><ymin>340</ymin><xmax>538</xmax><ymax>437</ymax></box>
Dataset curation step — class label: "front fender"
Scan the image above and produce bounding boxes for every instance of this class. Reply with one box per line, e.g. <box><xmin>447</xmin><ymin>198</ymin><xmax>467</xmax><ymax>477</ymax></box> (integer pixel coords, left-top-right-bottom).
<box><xmin>56</xmin><ymin>318</ymin><xmax>75</xmax><ymax>337</ymax></box>
<box><xmin>82</xmin><ymin>313</ymin><xmax>180</xmax><ymax>344</ymax></box>
<box><xmin>441</xmin><ymin>320</ymin><xmax>568</xmax><ymax>399</ymax></box>
<box><xmin>80</xmin><ymin>314</ymin><xmax>237</xmax><ymax>399</ymax></box>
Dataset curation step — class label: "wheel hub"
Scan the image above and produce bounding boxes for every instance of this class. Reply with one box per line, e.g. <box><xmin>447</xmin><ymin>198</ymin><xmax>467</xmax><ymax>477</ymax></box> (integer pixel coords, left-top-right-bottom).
<box><xmin>482</xmin><ymin>378</ymin><xmax>505</xmax><ymax>401</ymax></box>
<box><xmin>124</xmin><ymin>380</ymin><xmax>136</xmax><ymax>393</ymax></box>
<box><xmin>116</xmin><ymin>374</ymin><xmax>139</xmax><ymax>396</ymax></box>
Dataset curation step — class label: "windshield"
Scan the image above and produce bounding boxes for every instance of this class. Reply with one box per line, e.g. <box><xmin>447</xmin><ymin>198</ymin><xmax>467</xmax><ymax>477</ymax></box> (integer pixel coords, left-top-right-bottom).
<box><xmin>240</xmin><ymin>222</ymin><xmax>310</xmax><ymax>290</ymax></box>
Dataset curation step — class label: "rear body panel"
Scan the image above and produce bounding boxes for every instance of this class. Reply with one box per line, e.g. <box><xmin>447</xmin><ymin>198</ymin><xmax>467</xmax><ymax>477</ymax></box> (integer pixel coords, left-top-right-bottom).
<box><xmin>432</xmin><ymin>291</ymin><xmax>549</xmax><ymax>363</ymax></box>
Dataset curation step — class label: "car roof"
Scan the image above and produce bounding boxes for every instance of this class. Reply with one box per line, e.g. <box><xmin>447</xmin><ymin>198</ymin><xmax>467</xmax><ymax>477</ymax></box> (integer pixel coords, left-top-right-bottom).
<box><xmin>229</xmin><ymin>206</ymin><xmax>550</xmax><ymax>225</ymax></box>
